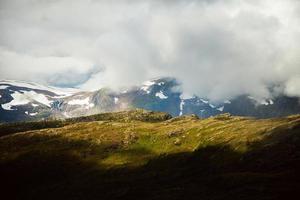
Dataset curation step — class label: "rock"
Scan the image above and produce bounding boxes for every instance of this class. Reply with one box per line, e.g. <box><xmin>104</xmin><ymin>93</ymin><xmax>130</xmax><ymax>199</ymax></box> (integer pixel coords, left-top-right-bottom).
<box><xmin>123</xmin><ymin>132</ymin><xmax>138</xmax><ymax>145</ymax></box>
<box><xmin>168</xmin><ymin>129</ymin><xmax>183</xmax><ymax>138</ymax></box>
<box><xmin>166</xmin><ymin>114</ymin><xmax>199</xmax><ymax>123</ymax></box>
<box><xmin>105</xmin><ymin>142</ymin><xmax>120</xmax><ymax>151</ymax></box>
<box><xmin>213</xmin><ymin>113</ymin><xmax>232</xmax><ymax>120</ymax></box>
<box><xmin>174</xmin><ymin>138</ymin><xmax>181</xmax><ymax>145</ymax></box>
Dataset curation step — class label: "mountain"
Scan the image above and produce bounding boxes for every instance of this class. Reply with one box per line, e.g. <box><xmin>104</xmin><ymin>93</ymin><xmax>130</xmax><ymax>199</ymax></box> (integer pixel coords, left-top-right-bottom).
<box><xmin>1</xmin><ymin>110</ymin><xmax>300</xmax><ymax>199</ymax></box>
<box><xmin>1</xmin><ymin>78</ymin><xmax>300</xmax><ymax>122</ymax></box>
<box><xmin>0</xmin><ymin>80</ymin><xmax>79</xmax><ymax>122</ymax></box>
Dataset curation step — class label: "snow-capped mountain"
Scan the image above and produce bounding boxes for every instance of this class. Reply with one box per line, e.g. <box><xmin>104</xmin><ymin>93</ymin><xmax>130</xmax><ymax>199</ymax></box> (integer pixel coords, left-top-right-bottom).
<box><xmin>1</xmin><ymin>78</ymin><xmax>300</xmax><ymax>122</ymax></box>
<box><xmin>0</xmin><ymin>80</ymin><xmax>79</xmax><ymax>121</ymax></box>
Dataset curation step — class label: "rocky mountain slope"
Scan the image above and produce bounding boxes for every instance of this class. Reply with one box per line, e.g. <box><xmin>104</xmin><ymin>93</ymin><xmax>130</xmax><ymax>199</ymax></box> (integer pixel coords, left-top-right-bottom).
<box><xmin>1</xmin><ymin>78</ymin><xmax>300</xmax><ymax>122</ymax></box>
<box><xmin>1</xmin><ymin>110</ymin><xmax>300</xmax><ymax>199</ymax></box>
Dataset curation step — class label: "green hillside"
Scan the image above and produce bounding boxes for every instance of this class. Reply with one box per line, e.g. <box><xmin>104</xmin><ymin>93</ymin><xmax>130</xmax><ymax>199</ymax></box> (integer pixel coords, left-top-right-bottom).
<box><xmin>0</xmin><ymin>110</ymin><xmax>300</xmax><ymax>200</ymax></box>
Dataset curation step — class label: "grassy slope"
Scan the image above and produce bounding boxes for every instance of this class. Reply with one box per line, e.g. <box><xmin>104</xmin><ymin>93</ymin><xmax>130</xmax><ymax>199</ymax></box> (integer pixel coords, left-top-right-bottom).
<box><xmin>0</xmin><ymin>111</ymin><xmax>300</xmax><ymax>200</ymax></box>
<box><xmin>0</xmin><ymin>109</ymin><xmax>172</xmax><ymax>137</ymax></box>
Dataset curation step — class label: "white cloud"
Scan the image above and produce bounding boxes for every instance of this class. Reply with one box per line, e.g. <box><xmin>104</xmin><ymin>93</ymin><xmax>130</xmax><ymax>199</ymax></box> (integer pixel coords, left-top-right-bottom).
<box><xmin>0</xmin><ymin>0</ymin><xmax>299</xmax><ymax>101</ymax></box>
<box><xmin>0</xmin><ymin>48</ymin><xmax>95</xmax><ymax>84</ymax></box>
<box><xmin>284</xmin><ymin>75</ymin><xmax>300</xmax><ymax>97</ymax></box>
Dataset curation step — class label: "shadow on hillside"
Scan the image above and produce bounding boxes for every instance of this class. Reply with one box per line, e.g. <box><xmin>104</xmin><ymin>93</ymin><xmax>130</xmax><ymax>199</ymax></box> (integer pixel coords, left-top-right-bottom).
<box><xmin>1</xmin><ymin>126</ymin><xmax>300</xmax><ymax>200</ymax></box>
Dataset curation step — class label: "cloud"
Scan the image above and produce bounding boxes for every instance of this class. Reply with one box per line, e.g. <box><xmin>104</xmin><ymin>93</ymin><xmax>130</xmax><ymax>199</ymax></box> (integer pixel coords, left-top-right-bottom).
<box><xmin>284</xmin><ymin>75</ymin><xmax>300</xmax><ymax>97</ymax></box>
<box><xmin>0</xmin><ymin>0</ymin><xmax>299</xmax><ymax>101</ymax></box>
<box><xmin>0</xmin><ymin>48</ymin><xmax>97</xmax><ymax>86</ymax></box>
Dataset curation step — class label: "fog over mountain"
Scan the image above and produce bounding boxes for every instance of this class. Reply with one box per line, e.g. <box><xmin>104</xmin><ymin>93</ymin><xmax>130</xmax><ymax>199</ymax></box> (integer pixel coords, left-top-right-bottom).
<box><xmin>0</xmin><ymin>0</ymin><xmax>299</xmax><ymax>102</ymax></box>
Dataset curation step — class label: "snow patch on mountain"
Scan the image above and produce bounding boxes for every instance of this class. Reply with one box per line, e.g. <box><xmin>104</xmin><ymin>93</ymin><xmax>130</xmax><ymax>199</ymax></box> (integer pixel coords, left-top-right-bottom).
<box><xmin>140</xmin><ymin>80</ymin><xmax>155</xmax><ymax>94</ymax></box>
<box><xmin>24</xmin><ymin>111</ymin><xmax>38</xmax><ymax>116</ymax></box>
<box><xmin>217</xmin><ymin>106</ymin><xmax>224</xmax><ymax>112</ymax></box>
<box><xmin>0</xmin><ymin>85</ymin><xmax>9</xmax><ymax>90</ymax></box>
<box><xmin>224</xmin><ymin>100</ymin><xmax>231</xmax><ymax>104</ymax></box>
<box><xmin>68</xmin><ymin>97</ymin><xmax>94</xmax><ymax>109</ymax></box>
<box><xmin>180</xmin><ymin>93</ymin><xmax>193</xmax><ymax>100</ymax></box>
<box><xmin>63</xmin><ymin>112</ymin><xmax>70</xmax><ymax>118</ymax></box>
<box><xmin>0</xmin><ymin>80</ymin><xmax>79</xmax><ymax>96</ymax></box>
<box><xmin>114</xmin><ymin>97</ymin><xmax>119</xmax><ymax>104</ymax></box>
<box><xmin>248</xmin><ymin>96</ymin><xmax>274</xmax><ymax>106</ymax></box>
<box><xmin>68</xmin><ymin>97</ymin><xmax>89</xmax><ymax>105</ymax></box>
<box><xmin>200</xmin><ymin>98</ymin><xmax>209</xmax><ymax>104</ymax></box>
<box><xmin>155</xmin><ymin>91</ymin><xmax>168</xmax><ymax>99</ymax></box>
<box><xmin>179</xmin><ymin>94</ymin><xmax>192</xmax><ymax>116</ymax></box>
<box><xmin>1</xmin><ymin>91</ymin><xmax>52</xmax><ymax>110</ymax></box>
<box><xmin>209</xmin><ymin>103</ymin><xmax>216</xmax><ymax>108</ymax></box>
<box><xmin>179</xmin><ymin>99</ymin><xmax>185</xmax><ymax>116</ymax></box>
<box><xmin>260</xmin><ymin>99</ymin><xmax>274</xmax><ymax>105</ymax></box>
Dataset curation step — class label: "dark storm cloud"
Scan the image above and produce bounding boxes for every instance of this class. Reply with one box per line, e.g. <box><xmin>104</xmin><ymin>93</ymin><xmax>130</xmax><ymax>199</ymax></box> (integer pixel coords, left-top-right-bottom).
<box><xmin>0</xmin><ymin>0</ymin><xmax>299</xmax><ymax>101</ymax></box>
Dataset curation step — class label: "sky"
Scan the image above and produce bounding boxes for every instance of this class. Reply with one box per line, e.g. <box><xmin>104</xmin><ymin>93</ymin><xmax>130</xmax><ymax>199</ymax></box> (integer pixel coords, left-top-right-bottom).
<box><xmin>0</xmin><ymin>0</ymin><xmax>299</xmax><ymax>101</ymax></box>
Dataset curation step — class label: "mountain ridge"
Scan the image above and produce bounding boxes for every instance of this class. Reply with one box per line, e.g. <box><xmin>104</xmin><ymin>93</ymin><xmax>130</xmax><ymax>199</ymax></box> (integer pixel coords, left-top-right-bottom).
<box><xmin>1</xmin><ymin>78</ymin><xmax>300</xmax><ymax>122</ymax></box>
